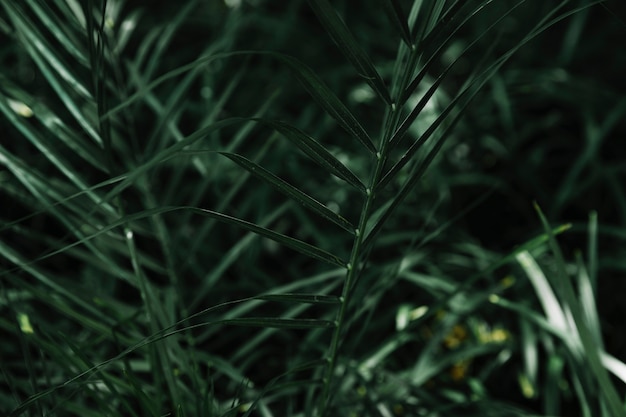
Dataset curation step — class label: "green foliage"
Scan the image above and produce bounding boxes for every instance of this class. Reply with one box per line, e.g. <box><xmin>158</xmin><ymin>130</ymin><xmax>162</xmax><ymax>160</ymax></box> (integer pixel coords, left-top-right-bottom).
<box><xmin>1</xmin><ymin>1</ymin><xmax>625</xmax><ymax>416</ymax></box>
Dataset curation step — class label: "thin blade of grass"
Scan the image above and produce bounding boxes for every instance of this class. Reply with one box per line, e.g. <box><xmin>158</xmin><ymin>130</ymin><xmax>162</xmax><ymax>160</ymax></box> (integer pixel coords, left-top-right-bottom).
<box><xmin>491</xmin><ymin>296</ymin><xmax>570</xmax><ymax>342</ymax></box>
<box><xmin>601</xmin><ymin>352</ymin><xmax>626</xmax><ymax>385</ymax></box>
<box><xmin>195</xmin><ymin>271</ymin><xmax>343</xmax><ymax>345</ymax></box>
<box><xmin>3</xmin><ymin>2</ymin><xmax>91</xmax><ymax>99</ymax></box>
<box><xmin>219</xmin><ymin>152</ymin><xmax>355</xmax><ymax>233</ymax></box>
<box><xmin>397</xmin><ymin>224</ymin><xmax>572</xmax><ymax>338</ymax></box>
<box><xmin>515</xmin><ymin>250</ymin><xmax>570</xmax><ymax>338</ymax></box>
<box><xmin>3</xmin><ymin>90</ymin><xmax>105</xmax><ymax>172</ymax></box>
<box><xmin>239</xmin><ymin>359</ymin><xmax>329</xmax><ymax>417</ymax></box>
<box><xmin>520</xmin><ymin>318</ymin><xmax>539</xmax><ymax>395</ymax></box>
<box><xmin>546</xmin><ymin>353</ymin><xmax>566</xmax><ymax>415</ymax></box>
<box><xmin>0</xmin><ymin>94</ymin><xmax>112</xmax><ymax>212</ymax></box>
<box><xmin>230</xmin><ymin>283</ymin><xmax>343</xmax><ymax>363</ymax></box>
<box><xmin>25</xmin><ymin>0</ymin><xmax>88</xmax><ymax>65</ymax></box>
<box><xmin>534</xmin><ymin>203</ymin><xmax>625</xmax><ymax>417</ymax></box>
<box><xmin>142</xmin><ymin>0</ymin><xmax>199</xmax><ymax>80</ymax></box>
<box><xmin>587</xmin><ymin>211</ymin><xmax>598</xmax><ymax>292</ymax></box>
<box><xmin>100</xmin><ymin>51</ymin><xmax>242</xmax><ymax>121</ymax></box>
<box><xmin>575</xmin><ymin>252</ymin><xmax>603</xmax><ymax>347</ymax></box>
<box><xmin>3</xmin><ymin>3</ymin><xmax>100</xmax><ymax>144</ymax></box>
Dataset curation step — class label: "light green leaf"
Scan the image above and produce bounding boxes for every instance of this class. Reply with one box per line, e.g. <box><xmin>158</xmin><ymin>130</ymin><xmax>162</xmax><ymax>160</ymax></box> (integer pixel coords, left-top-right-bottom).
<box><xmin>26</xmin><ymin>1</ymin><xmax>89</xmax><ymax>66</ymax></box>
<box><xmin>534</xmin><ymin>203</ymin><xmax>625</xmax><ymax>417</ymax></box>
<box><xmin>516</xmin><ymin>250</ymin><xmax>570</xmax><ymax>338</ymax></box>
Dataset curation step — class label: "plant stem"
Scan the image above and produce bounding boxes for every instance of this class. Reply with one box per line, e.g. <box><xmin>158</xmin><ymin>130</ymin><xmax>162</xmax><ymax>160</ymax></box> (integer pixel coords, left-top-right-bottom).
<box><xmin>317</xmin><ymin>40</ymin><xmax>417</xmax><ymax>413</ymax></box>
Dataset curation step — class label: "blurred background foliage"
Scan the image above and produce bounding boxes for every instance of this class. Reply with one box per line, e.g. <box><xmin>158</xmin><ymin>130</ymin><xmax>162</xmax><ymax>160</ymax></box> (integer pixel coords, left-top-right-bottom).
<box><xmin>1</xmin><ymin>0</ymin><xmax>625</xmax><ymax>416</ymax></box>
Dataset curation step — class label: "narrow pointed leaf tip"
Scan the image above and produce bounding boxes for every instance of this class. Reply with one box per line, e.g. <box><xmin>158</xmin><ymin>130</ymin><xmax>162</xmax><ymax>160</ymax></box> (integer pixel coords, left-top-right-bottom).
<box><xmin>219</xmin><ymin>152</ymin><xmax>355</xmax><ymax>233</ymax></box>
<box><xmin>223</xmin><ymin>318</ymin><xmax>336</xmax><ymax>329</ymax></box>
<box><xmin>190</xmin><ymin>207</ymin><xmax>347</xmax><ymax>267</ymax></box>
<box><xmin>380</xmin><ymin>0</ymin><xmax>412</xmax><ymax>46</ymax></box>
<box><xmin>306</xmin><ymin>0</ymin><xmax>392</xmax><ymax>105</ymax></box>
<box><xmin>259</xmin><ymin>119</ymin><xmax>367</xmax><ymax>193</ymax></box>
<box><xmin>256</xmin><ymin>294</ymin><xmax>341</xmax><ymax>304</ymax></box>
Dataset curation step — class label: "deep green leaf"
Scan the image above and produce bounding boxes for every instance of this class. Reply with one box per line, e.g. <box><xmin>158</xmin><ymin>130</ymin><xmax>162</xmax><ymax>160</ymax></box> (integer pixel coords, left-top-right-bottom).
<box><xmin>410</xmin><ymin>0</ymin><xmax>466</xmax><ymax>48</ymax></box>
<box><xmin>401</xmin><ymin>0</ymin><xmax>512</xmax><ymax>106</ymax></box>
<box><xmin>307</xmin><ymin>0</ymin><xmax>392</xmax><ymax>105</ymax></box>
<box><xmin>260</xmin><ymin>120</ymin><xmax>367</xmax><ymax>193</ymax></box>
<box><xmin>380</xmin><ymin>0</ymin><xmax>412</xmax><ymax>46</ymax></box>
<box><xmin>190</xmin><ymin>207</ymin><xmax>347</xmax><ymax>267</ymax></box>
<box><xmin>188</xmin><ymin>203</ymin><xmax>291</xmax><ymax>312</ymax></box>
<box><xmin>219</xmin><ymin>152</ymin><xmax>355</xmax><ymax>233</ymax></box>
<box><xmin>255</xmin><ymin>293</ymin><xmax>341</xmax><ymax>304</ymax></box>
<box><xmin>222</xmin><ymin>317</ymin><xmax>336</xmax><ymax>329</ymax></box>
<box><xmin>266</xmin><ymin>53</ymin><xmax>377</xmax><ymax>154</ymax></box>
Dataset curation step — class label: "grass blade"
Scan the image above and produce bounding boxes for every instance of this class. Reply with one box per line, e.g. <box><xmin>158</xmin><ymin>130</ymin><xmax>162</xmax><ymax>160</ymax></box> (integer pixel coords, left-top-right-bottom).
<box><xmin>534</xmin><ymin>203</ymin><xmax>626</xmax><ymax>417</ymax></box>
<box><xmin>219</xmin><ymin>152</ymin><xmax>356</xmax><ymax>234</ymax></box>
<box><xmin>307</xmin><ymin>0</ymin><xmax>392</xmax><ymax>105</ymax></box>
<box><xmin>2</xmin><ymin>2</ymin><xmax>102</xmax><ymax>146</ymax></box>
<box><xmin>515</xmin><ymin>250</ymin><xmax>570</xmax><ymax>338</ymax></box>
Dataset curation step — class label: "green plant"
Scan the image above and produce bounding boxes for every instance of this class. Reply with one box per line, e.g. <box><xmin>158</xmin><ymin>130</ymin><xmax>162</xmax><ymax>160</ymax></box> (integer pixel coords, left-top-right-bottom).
<box><xmin>1</xmin><ymin>1</ymin><xmax>625</xmax><ymax>416</ymax></box>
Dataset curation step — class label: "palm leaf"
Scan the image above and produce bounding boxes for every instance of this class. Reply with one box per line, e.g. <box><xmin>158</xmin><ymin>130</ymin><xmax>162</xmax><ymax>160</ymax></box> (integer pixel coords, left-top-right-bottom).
<box><xmin>307</xmin><ymin>0</ymin><xmax>392</xmax><ymax>105</ymax></box>
<box><xmin>220</xmin><ymin>152</ymin><xmax>355</xmax><ymax>233</ymax></box>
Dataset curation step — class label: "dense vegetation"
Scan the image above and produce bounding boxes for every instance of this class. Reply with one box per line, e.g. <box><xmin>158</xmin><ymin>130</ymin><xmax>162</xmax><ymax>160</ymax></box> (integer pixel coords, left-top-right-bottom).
<box><xmin>1</xmin><ymin>1</ymin><xmax>625</xmax><ymax>416</ymax></box>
